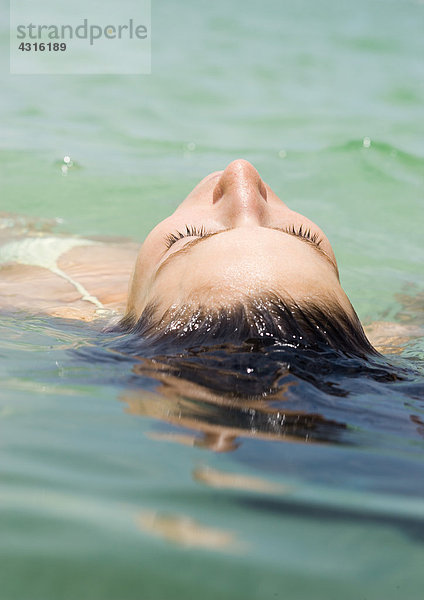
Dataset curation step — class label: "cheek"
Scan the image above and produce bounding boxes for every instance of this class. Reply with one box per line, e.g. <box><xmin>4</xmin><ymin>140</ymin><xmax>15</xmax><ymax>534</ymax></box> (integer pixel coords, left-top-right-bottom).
<box><xmin>286</xmin><ymin>211</ymin><xmax>338</xmax><ymax>267</ymax></box>
<box><xmin>126</xmin><ymin>241</ymin><xmax>161</xmax><ymax>314</ymax></box>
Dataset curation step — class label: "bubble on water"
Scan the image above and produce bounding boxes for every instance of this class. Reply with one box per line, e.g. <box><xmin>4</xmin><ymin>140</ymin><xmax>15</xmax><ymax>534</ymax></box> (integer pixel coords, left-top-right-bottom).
<box><xmin>278</xmin><ymin>149</ymin><xmax>287</xmax><ymax>159</ymax></box>
<box><xmin>362</xmin><ymin>136</ymin><xmax>371</xmax><ymax>148</ymax></box>
<box><xmin>187</xmin><ymin>142</ymin><xmax>196</xmax><ymax>151</ymax></box>
<box><xmin>61</xmin><ymin>155</ymin><xmax>75</xmax><ymax>173</ymax></box>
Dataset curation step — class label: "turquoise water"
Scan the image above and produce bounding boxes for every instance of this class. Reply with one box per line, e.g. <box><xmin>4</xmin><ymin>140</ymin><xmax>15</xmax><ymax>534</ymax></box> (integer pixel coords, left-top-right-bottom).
<box><xmin>1</xmin><ymin>0</ymin><xmax>424</xmax><ymax>598</ymax></box>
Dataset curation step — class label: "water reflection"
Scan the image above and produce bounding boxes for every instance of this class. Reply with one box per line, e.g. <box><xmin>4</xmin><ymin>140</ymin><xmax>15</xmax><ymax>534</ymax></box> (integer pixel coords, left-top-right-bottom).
<box><xmin>192</xmin><ymin>465</ymin><xmax>288</xmax><ymax>494</ymax></box>
<box><xmin>120</xmin><ymin>355</ymin><xmax>348</xmax><ymax>453</ymax></box>
<box><xmin>136</xmin><ymin>509</ymin><xmax>245</xmax><ymax>552</ymax></box>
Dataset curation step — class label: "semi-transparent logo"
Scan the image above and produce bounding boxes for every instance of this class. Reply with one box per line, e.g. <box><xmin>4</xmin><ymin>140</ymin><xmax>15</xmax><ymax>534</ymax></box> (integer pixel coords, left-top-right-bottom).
<box><xmin>10</xmin><ymin>1</ymin><xmax>151</xmax><ymax>74</ymax></box>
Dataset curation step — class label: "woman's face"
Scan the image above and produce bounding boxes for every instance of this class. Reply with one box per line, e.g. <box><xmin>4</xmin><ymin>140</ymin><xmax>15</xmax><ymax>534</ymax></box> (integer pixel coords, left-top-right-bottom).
<box><xmin>127</xmin><ymin>159</ymin><xmax>354</xmax><ymax>320</ymax></box>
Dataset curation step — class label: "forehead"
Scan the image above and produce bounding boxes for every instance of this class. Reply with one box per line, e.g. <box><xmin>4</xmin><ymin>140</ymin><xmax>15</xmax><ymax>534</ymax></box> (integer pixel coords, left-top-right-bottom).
<box><xmin>151</xmin><ymin>227</ymin><xmax>339</xmax><ymax>309</ymax></box>
<box><xmin>156</xmin><ymin>225</ymin><xmax>333</xmax><ymax>272</ymax></box>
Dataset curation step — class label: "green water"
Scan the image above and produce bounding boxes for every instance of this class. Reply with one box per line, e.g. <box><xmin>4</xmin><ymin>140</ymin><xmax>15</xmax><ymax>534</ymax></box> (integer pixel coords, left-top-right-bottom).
<box><xmin>1</xmin><ymin>0</ymin><xmax>424</xmax><ymax>598</ymax></box>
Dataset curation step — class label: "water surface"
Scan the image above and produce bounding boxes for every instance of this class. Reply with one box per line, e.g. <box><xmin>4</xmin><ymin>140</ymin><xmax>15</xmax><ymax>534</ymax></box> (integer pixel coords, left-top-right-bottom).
<box><xmin>1</xmin><ymin>0</ymin><xmax>424</xmax><ymax>598</ymax></box>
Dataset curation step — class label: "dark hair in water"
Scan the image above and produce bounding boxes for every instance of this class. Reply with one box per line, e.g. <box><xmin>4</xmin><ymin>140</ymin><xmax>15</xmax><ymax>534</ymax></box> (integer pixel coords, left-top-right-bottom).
<box><xmin>112</xmin><ymin>291</ymin><xmax>376</xmax><ymax>358</ymax></box>
<box><xmin>98</xmin><ymin>292</ymin><xmax>409</xmax><ymax>447</ymax></box>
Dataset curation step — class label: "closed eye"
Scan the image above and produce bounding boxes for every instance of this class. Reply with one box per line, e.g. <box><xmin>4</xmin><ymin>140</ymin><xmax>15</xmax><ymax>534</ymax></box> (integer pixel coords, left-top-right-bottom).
<box><xmin>158</xmin><ymin>223</ymin><xmax>338</xmax><ymax>279</ymax></box>
<box><xmin>271</xmin><ymin>225</ymin><xmax>323</xmax><ymax>247</ymax></box>
<box><xmin>164</xmin><ymin>224</ymin><xmax>323</xmax><ymax>250</ymax></box>
<box><xmin>164</xmin><ymin>224</ymin><xmax>209</xmax><ymax>249</ymax></box>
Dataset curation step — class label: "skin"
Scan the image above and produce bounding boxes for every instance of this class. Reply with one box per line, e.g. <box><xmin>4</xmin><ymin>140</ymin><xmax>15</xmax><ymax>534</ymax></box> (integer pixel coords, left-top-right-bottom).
<box><xmin>127</xmin><ymin>159</ymin><xmax>354</xmax><ymax>321</ymax></box>
<box><xmin>0</xmin><ymin>241</ymin><xmax>138</xmax><ymax>321</ymax></box>
<box><xmin>0</xmin><ymin>161</ymin><xmax>421</xmax><ymax>352</ymax></box>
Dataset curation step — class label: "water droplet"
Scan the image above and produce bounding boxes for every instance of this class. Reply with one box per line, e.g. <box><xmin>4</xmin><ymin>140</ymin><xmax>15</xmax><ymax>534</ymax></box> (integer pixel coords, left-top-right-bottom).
<box><xmin>362</xmin><ymin>136</ymin><xmax>371</xmax><ymax>148</ymax></box>
<box><xmin>278</xmin><ymin>149</ymin><xmax>287</xmax><ymax>159</ymax></box>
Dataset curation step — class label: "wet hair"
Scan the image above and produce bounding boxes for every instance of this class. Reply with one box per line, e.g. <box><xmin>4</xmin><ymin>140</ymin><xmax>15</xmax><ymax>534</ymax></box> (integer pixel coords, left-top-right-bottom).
<box><xmin>110</xmin><ymin>291</ymin><xmax>377</xmax><ymax>359</ymax></box>
<box><xmin>92</xmin><ymin>293</ymin><xmax>414</xmax><ymax>449</ymax></box>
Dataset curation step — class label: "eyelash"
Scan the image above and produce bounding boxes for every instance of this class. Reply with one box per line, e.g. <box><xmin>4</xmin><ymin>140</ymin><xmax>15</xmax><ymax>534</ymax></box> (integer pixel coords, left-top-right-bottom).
<box><xmin>284</xmin><ymin>224</ymin><xmax>322</xmax><ymax>246</ymax></box>
<box><xmin>164</xmin><ymin>224</ymin><xmax>322</xmax><ymax>249</ymax></box>
<box><xmin>164</xmin><ymin>225</ymin><xmax>208</xmax><ymax>249</ymax></box>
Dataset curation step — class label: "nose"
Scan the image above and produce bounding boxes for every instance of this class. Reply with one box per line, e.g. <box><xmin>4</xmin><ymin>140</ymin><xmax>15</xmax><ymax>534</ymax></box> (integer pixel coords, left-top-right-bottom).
<box><xmin>213</xmin><ymin>159</ymin><xmax>268</xmax><ymax>226</ymax></box>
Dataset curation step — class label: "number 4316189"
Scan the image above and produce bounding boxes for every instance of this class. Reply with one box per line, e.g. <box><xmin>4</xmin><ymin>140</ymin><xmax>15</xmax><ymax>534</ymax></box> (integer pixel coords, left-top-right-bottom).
<box><xmin>18</xmin><ymin>42</ymin><xmax>67</xmax><ymax>51</ymax></box>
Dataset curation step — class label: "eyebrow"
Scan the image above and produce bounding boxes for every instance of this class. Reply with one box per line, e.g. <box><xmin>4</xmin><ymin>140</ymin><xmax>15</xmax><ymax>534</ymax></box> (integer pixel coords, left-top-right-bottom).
<box><xmin>155</xmin><ymin>227</ymin><xmax>337</xmax><ymax>277</ymax></box>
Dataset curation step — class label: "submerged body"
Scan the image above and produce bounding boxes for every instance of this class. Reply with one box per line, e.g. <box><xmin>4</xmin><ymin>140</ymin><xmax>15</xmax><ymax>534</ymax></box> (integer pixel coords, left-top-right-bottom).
<box><xmin>0</xmin><ymin>232</ymin><xmax>138</xmax><ymax>320</ymax></box>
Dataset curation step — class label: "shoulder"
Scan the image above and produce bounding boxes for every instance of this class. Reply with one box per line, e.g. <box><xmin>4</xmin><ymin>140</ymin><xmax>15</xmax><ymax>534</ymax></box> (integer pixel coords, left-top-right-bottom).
<box><xmin>0</xmin><ymin>232</ymin><xmax>139</xmax><ymax>321</ymax></box>
<box><xmin>364</xmin><ymin>320</ymin><xmax>423</xmax><ymax>354</ymax></box>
